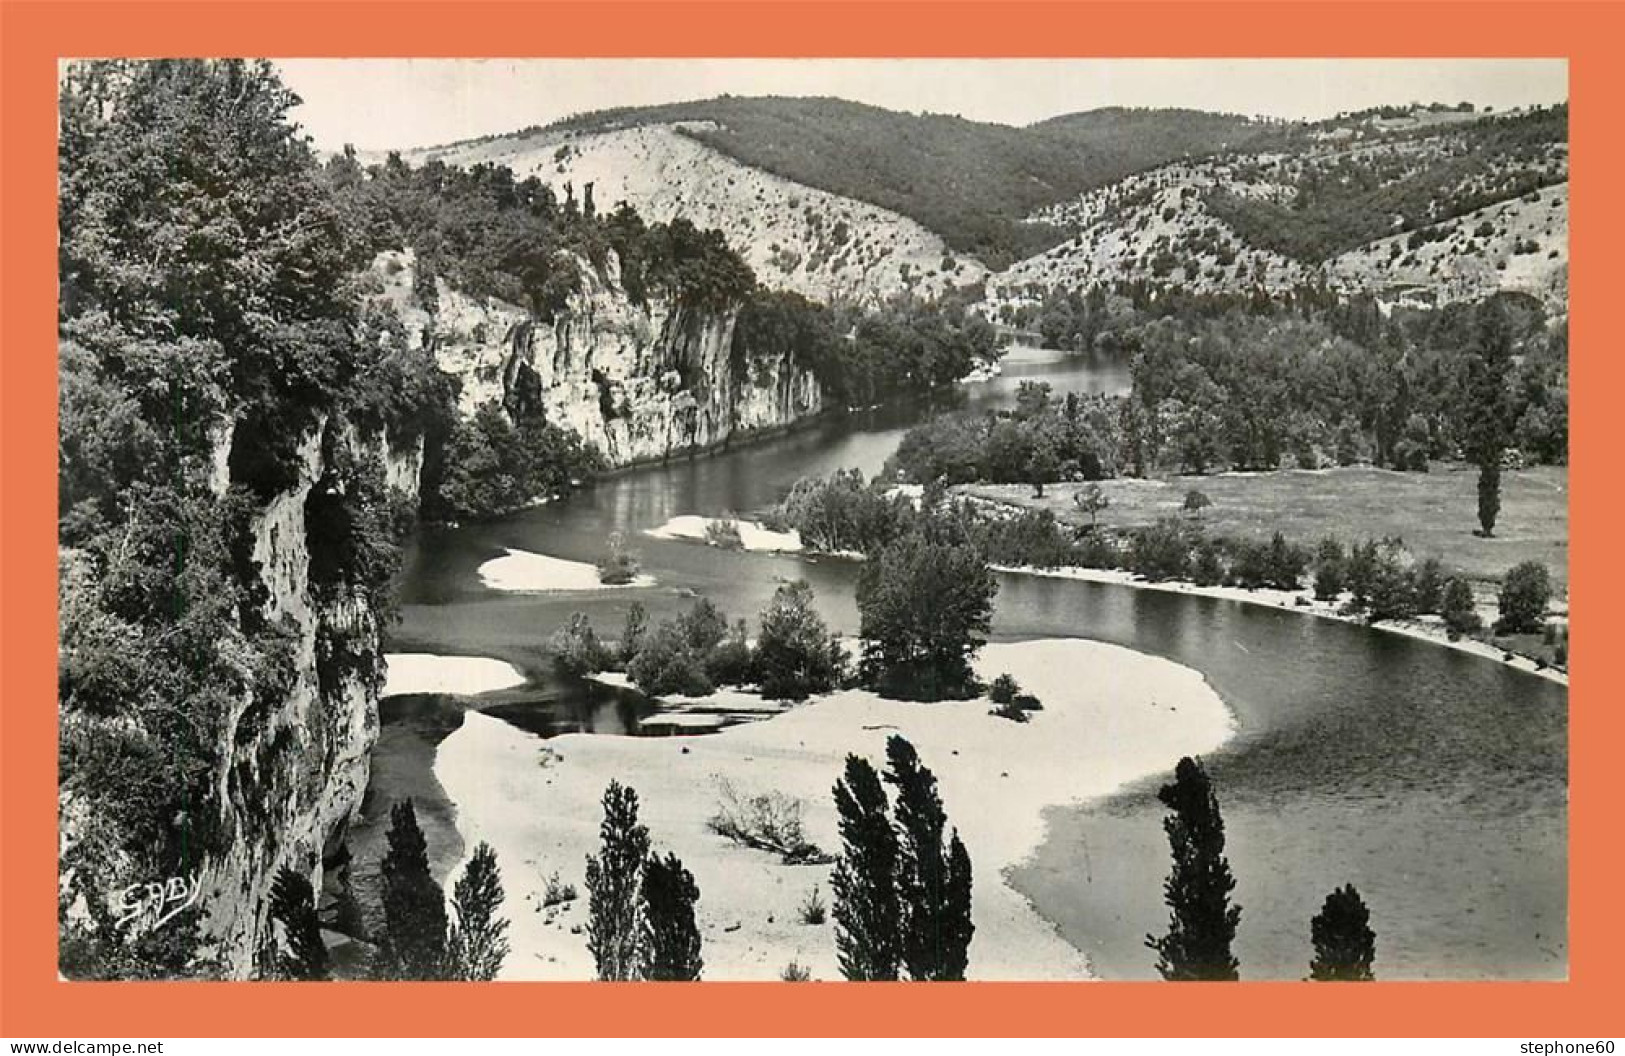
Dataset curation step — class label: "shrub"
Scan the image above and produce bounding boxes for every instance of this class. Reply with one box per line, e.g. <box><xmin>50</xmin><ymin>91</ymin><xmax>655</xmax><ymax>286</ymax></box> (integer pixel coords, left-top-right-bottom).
<box><xmin>706</xmin><ymin>778</ymin><xmax>830</xmax><ymax>864</ymax></box>
<box><xmin>704</xmin><ymin>516</ymin><xmax>744</xmax><ymax>550</ymax></box>
<box><xmin>988</xmin><ymin>674</ymin><xmax>1020</xmax><ymax>705</ymax></box>
<box><xmin>781</xmin><ymin>960</ymin><xmax>813</xmax><ymax>982</ymax></box>
<box><xmin>1313</xmin><ymin>538</ymin><xmax>1346</xmax><ymax>601</ymax></box>
<box><xmin>1013</xmin><ymin>693</ymin><xmax>1044</xmax><ymax>712</ymax></box>
<box><xmin>705</xmin><ymin>619</ymin><xmax>757</xmax><ymax>687</ymax></box>
<box><xmin>798</xmin><ymin>885</ymin><xmax>828</xmax><ymax>926</ymax></box>
<box><xmin>542</xmin><ymin>871</ymin><xmax>577</xmax><ymax>908</ymax></box>
<box><xmin>550</xmin><ymin>612</ymin><xmax>610</xmax><ymax>677</ymax></box>
<box><xmin>597</xmin><ymin>532</ymin><xmax>641</xmax><ymax>585</ymax></box>
<box><xmin>1497</xmin><ymin>561</ymin><xmax>1552</xmax><ymax>634</ymax></box>
<box><xmin>1412</xmin><ymin>557</ymin><xmax>1446</xmax><ymax>615</ymax></box>
<box><xmin>1440</xmin><ymin>577</ymin><xmax>1482</xmax><ymax>640</ymax></box>
<box><xmin>990</xmin><ymin>701</ymin><xmax>1030</xmax><ymax>723</ymax></box>
<box><xmin>627</xmin><ymin>625</ymin><xmax>714</xmax><ymax>697</ymax></box>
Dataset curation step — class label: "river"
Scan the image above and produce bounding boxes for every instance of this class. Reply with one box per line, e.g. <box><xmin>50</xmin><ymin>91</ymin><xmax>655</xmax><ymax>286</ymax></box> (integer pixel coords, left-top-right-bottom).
<box><xmin>359</xmin><ymin>344</ymin><xmax>1566</xmax><ymax>980</ymax></box>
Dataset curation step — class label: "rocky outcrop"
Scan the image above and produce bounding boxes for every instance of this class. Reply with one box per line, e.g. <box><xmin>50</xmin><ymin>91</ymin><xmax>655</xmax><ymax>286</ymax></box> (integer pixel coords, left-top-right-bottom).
<box><xmin>201</xmin><ymin>418</ymin><xmax>421</xmax><ymax>976</ymax></box>
<box><xmin>378</xmin><ymin>249</ymin><xmax>824</xmax><ymax>468</ymax></box>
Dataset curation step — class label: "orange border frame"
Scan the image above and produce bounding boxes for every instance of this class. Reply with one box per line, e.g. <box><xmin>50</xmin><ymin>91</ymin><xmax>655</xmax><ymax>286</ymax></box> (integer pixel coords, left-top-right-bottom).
<box><xmin>1</xmin><ymin>0</ymin><xmax>1617</xmax><ymax>1038</ymax></box>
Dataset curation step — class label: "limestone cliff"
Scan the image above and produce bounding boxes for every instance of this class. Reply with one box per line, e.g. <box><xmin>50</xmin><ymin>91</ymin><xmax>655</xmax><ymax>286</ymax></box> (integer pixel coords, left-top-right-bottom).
<box><xmin>375</xmin><ymin>249</ymin><xmax>823</xmax><ymax>468</ymax></box>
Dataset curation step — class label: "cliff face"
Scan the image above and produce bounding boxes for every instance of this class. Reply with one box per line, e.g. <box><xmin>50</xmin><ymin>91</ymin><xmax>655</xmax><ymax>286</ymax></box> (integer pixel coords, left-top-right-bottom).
<box><xmin>204</xmin><ymin>419</ymin><xmax>423</xmax><ymax>975</ymax></box>
<box><xmin>377</xmin><ymin>249</ymin><xmax>823</xmax><ymax>467</ymax></box>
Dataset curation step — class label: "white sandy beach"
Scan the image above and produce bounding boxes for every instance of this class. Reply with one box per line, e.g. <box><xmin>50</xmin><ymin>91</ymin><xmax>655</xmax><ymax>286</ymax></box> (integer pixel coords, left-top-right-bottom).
<box><xmin>993</xmin><ymin>564</ymin><xmax>1569</xmax><ymax>686</ymax></box>
<box><xmin>433</xmin><ymin>638</ymin><xmax>1234</xmax><ymax>981</ymax></box>
<box><xmin>646</xmin><ymin>514</ymin><xmax>803</xmax><ymax>553</ymax></box>
<box><xmin>478</xmin><ymin>547</ymin><xmax>657</xmax><ymax>592</ymax></box>
<box><xmin>381</xmin><ymin>653</ymin><xmax>528</xmax><ymax>698</ymax></box>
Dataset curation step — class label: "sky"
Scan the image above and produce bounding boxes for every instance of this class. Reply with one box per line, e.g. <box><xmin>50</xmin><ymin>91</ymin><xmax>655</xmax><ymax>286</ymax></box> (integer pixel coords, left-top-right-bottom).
<box><xmin>276</xmin><ymin>58</ymin><xmax>1568</xmax><ymax>153</ymax></box>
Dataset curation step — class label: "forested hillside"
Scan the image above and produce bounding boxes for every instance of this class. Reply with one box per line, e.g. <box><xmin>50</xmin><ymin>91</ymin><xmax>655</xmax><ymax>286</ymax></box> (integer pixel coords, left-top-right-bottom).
<box><xmin>453</xmin><ymin>97</ymin><xmax>1273</xmax><ymax>268</ymax></box>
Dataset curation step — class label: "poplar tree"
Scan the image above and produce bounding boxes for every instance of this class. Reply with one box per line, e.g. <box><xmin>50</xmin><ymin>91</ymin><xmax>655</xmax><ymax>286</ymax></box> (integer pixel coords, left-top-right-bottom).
<box><xmin>638</xmin><ymin>851</ymin><xmax>703</xmax><ymax>981</ymax></box>
<box><xmin>267</xmin><ymin>866</ymin><xmax>328</xmax><ymax>981</ymax></box>
<box><xmin>830</xmin><ymin>754</ymin><xmax>902</xmax><ymax>980</ymax></box>
<box><xmin>1309</xmin><ymin>884</ymin><xmax>1377</xmax><ymax>981</ymax></box>
<box><xmin>1145</xmin><ymin>756</ymin><xmax>1242</xmax><ymax>981</ymax></box>
<box><xmin>1464</xmin><ymin>300</ymin><xmax>1513</xmax><ymax>536</ymax></box>
<box><xmin>448</xmin><ymin>841</ymin><xmax>510</xmax><ymax>981</ymax></box>
<box><xmin>584</xmin><ymin>780</ymin><xmax>650</xmax><ymax>981</ymax></box>
<box><xmin>885</xmin><ymin>736</ymin><xmax>975</xmax><ymax>981</ymax></box>
<box><xmin>379</xmin><ymin>799</ymin><xmax>450</xmax><ymax>980</ymax></box>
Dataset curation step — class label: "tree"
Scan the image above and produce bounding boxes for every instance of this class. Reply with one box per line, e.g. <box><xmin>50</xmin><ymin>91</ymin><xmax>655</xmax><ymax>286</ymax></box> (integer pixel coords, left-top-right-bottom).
<box><xmin>550</xmin><ymin>611</ymin><xmax>610</xmax><ymax>677</ymax></box>
<box><xmin>1496</xmin><ymin>561</ymin><xmax>1552</xmax><ymax>634</ymax></box>
<box><xmin>637</xmin><ymin>851</ymin><xmax>703</xmax><ymax>981</ymax></box>
<box><xmin>1182</xmin><ymin>489</ymin><xmax>1212</xmax><ymax>520</ymax></box>
<box><xmin>1440</xmin><ymin>577</ymin><xmax>1483</xmax><ymax>640</ymax></box>
<box><xmin>1308</xmin><ymin>884</ymin><xmax>1376</xmax><ymax>981</ymax></box>
<box><xmin>379</xmin><ymin>800</ymin><xmax>450</xmax><ymax>980</ymax></box>
<box><xmin>857</xmin><ymin>535</ymin><xmax>997</xmax><ymax>701</ymax></box>
<box><xmin>753</xmin><ymin>580</ymin><xmax>847</xmax><ymax>701</ymax></box>
<box><xmin>1027</xmin><ymin>430</ymin><xmax>1061</xmax><ymax>498</ymax></box>
<box><xmin>884</xmin><ymin>736</ymin><xmax>974</xmax><ymax>981</ymax></box>
<box><xmin>619</xmin><ymin>600</ymin><xmax>648</xmax><ymax>665</ymax></box>
<box><xmin>830</xmin><ymin>754</ymin><xmax>902</xmax><ymax>981</ymax></box>
<box><xmin>584</xmin><ymin>780</ymin><xmax>651</xmax><ymax>981</ymax></box>
<box><xmin>1074</xmin><ymin>482</ymin><xmax>1110</xmax><ymax>528</ymax></box>
<box><xmin>1313</xmin><ymin>538</ymin><xmax>1346</xmax><ymax>601</ymax></box>
<box><xmin>1463</xmin><ymin>301</ymin><xmax>1513</xmax><ymax>536</ymax></box>
<box><xmin>267</xmin><ymin>866</ymin><xmax>328</xmax><ymax>981</ymax></box>
<box><xmin>448</xmin><ymin>841</ymin><xmax>510</xmax><ymax>982</ymax></box>
<box><xmin>1145</xmin><ymin>757</ymin><xmax>1242</xmax><ymax>981</ymax></box>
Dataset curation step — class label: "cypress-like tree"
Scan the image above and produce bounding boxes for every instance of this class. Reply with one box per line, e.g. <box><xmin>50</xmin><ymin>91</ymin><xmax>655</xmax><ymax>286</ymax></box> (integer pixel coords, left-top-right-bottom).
<box><xmin>1145</xmin><ymin>756</ymin><xmax>1242</xmax><ymax>981</ymax></box>
<box><xmin>1463</xmin><ymin>300</ymin><xmax>1513</xmax><ymax>536</ymax></box>
<box><xmin>1309</xmin><ymin>883</ymin><xmax>1376</xmax><ymax>981</ymax></box>
<box><xmin>448</xmin><ymin>841</ymin><xmax>510</xmax><ymax>981</ymax></box>
<box><xmin>885</xmin><ymin>735</ymin><xmax>975</xmax><ymax>981</ymax></box>
<box><xmin>830</xmin><ymin>753</ymin><xmax>902</xmax><ymax>980</ymax></box>
<box><xmin>379</xmin><ymin>799</ymin><xmax>450</xmax><ymax>980</ymax></box>
<box><xmin>267</xmin><ymin>866</ymin><xmax>328</xmax><ymax>981</ymax></box>
<box><xmin>637</xmin><ymin>851</ymin><xmax>703</xmax><ymax>981</ymax></box>
<box><xmin>584</xmin><ymin>780</ymin><xmax>650</xmax><ymax>981</ymax></box>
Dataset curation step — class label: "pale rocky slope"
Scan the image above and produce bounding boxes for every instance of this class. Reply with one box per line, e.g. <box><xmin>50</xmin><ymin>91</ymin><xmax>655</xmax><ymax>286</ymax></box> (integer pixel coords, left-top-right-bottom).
<box><xmin>411</xmin><ymin>124</ymin><xmax>987</xmax><ymax>306</ymax></box>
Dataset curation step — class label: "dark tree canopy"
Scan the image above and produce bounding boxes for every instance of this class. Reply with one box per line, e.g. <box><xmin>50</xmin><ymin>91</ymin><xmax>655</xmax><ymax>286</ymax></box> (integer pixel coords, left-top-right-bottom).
<box><xmin>1146</xmin><ymin>756</ymin><xmax>1242</xmax><ymax>981</ymax></box>
<box><xmin>448</xmin><ymin>841</ymin><xmax>510</xmax><ymax>982</ymax></box>
<box><xmin>584</xmin><ymin>780</ymin><xmax>651</xmax><ymax>981</ymax></box>
<box><xmin>638</xmin><ymin>852</ymin><xmax>704</xmax><ymax>981</ymax></box>
<box><xmin>267</xmin><ymin>867</ymin><xmax>329</xmax><ymax>981</ymax></box>
<box><xmin>884</xmin><ymin>736</ymin><xmax>975</xmax><ymax>981</ymax></box>
<box><xmin>1309</xmin><ymin>883</ymin><xmax>1377</xmax><ymax>982</ymax></box>
<box><xmin>857</xmin><ymin>535</ymin><xmax>997</xmax><ymax>701</ymax></box>
<box><xmin>830</xmin><ymin>754</ymin><xmax>903</xmax><ymax>981</ymax></box>
<box><xmin>379</xmin><ymin>799</ymin><xmax>450</xmax><ymax>980</ymax></box>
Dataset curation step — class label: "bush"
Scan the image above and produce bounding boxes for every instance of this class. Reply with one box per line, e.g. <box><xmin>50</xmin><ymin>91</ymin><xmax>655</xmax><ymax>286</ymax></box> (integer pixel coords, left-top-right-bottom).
<box><xmin>754</xmin><ymin>580</ymin><xmax>847</xmax><ymax>701</ymax></box>
<box><xmin>542</xmin><ymin>871</ymin><xmax>578</xmax><ymax>908</ymax></box>
<box><xmin>798</xmin><ymin>885</ymin><xmax>828</xmax><ymax>926</ymax></box>
<box><xmin>1441</xmin><ymin>577</ymin><xmax>1483</xmax><ymax>640</ymax></box>
<box><xmin>1012</xmin><ymin>693</ymin><xmax>1044</xmax><ymax>712</ymax></box>
<box><xmin>597</xmin><ymin>532</ymin><xmax>641</xmax><ymax>585</ymax></box>
<box><xmin>706</xmin><ymin>778</ymin><xmax>830</xmax><ymax>864</ymax></box>
<box><xmin>988</xmin><ymin>673</ymin><xmax>1020</xmax><ymax>705</ymax></box>
<box><xmin>550</xmin><ymin>612</ymin><xmax>610</xmax><ymax>677</ymax></box>
<box><xmin>990</xmin><ymin>701</ymin><xmax>1030</xmax><ymax>723</ymax></box>
<box><xmin>704</xmin><ymin>516</ymin><xmax>744</xmax><ymax>550</ymax></box>
<box><xmin>705</xmin><ymin>620</ymin><xmax>757</xmax><ymax>687</ymax></box>
<box><xmin>781</xmin><ymin>960</ymin><xmax>813</xmax><ymax>982</ymax></box>
<box><xmin>1497</xmin><ymin>561</ymin><xmax>1552</xmax><ymax>634</ymax></box>
<box><xmin>627</xmin><ymin>625</ymin><xmax>714</xmax><ymax>697</ymax></box>
<box><xmin>1313</xmin><ymin>537</ymin><xmax>1346</xmax><ymax>601</ymax></box>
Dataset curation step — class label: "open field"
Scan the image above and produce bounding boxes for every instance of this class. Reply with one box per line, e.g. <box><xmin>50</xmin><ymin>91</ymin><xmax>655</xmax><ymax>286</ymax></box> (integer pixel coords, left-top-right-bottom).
<box><xmin>959</xmin><ymin>462</ymin><xmax>1568</xmax><ymax>591</ymax></box>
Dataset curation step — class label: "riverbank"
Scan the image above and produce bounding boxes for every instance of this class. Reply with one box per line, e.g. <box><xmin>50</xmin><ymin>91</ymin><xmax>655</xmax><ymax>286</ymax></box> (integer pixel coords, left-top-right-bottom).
<box><xmin>992</xmin><ymin>564</ymin><xmax>1568</xmax><ymax>687</ymax></box>
<box><xmin>432</xmin><ymin>638</ymin><xmax>1234</xmax><ymax>981</ymax></box>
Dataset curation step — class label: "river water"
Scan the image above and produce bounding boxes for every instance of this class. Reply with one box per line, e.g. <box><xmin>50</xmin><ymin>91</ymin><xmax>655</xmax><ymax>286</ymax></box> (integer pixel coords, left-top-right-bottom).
<box><xmin>368</xmin><ymin>345</ymin><xmax>1566</xmax><ymax>980</ymax></box>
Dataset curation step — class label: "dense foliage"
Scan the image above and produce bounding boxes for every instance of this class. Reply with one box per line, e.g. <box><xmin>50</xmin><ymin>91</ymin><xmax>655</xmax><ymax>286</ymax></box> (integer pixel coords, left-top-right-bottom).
<box><xmin>1146</xmin><ymin>757</ymin><xmax>1242</xmax><ymax>981</ymax></box>
<box><xmin>57</xmin><ymin>59</ymin><xmax>436</xmax><ymax>976</ymax></box>
<box><xmin>1205</xmin><ymin>106</ymin><xmax>1567</xmax><ymax>264</ymax></box>
<box><xmin>856</xmin><ymin>534</ymin><xmax>998</xmax><ymax>701</ymax></box>
<box><xmin>547</xmin><ymin>98</ymin><xmax>1272</xmax><ymax>266</ymax></box>
<box><xmin>831</xmin><ymin>737</ymin><xmax>973</xmax><ymax>981</ymax></box>
<box><xmin>899</xmin><ymin>294</ymin><xmax>1565</xmax><ymax>490</ymax></box>
<box><xmin>1308</xmin><ymin>884</ymin><xmax>1377</xmax><ymax>982</ymax></box>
